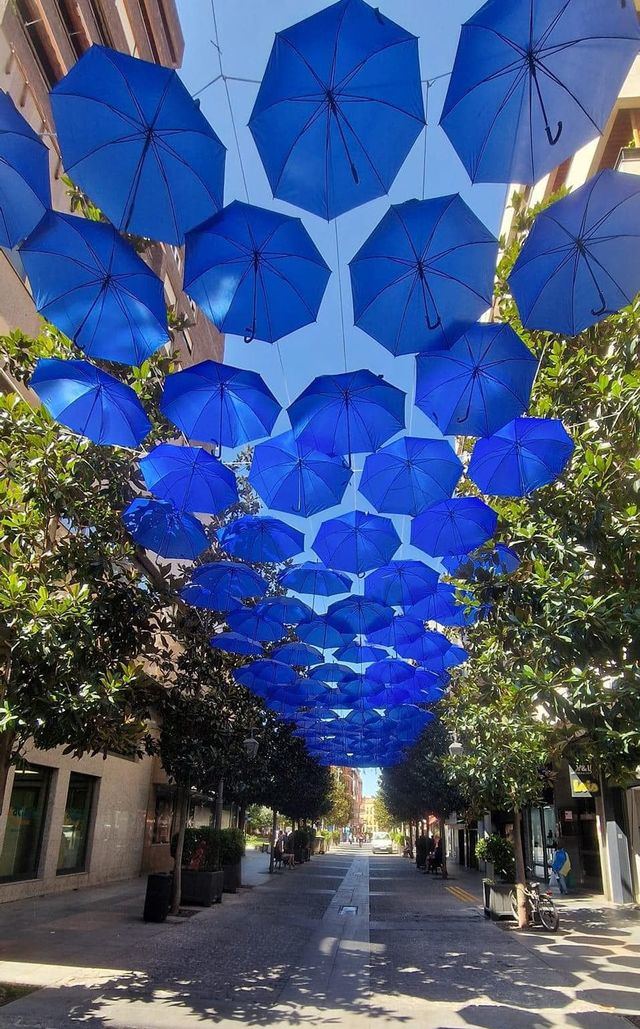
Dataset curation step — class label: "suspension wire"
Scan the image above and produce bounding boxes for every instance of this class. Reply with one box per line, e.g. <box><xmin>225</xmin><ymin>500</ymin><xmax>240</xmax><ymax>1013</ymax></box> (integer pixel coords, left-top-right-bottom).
<box><xmin>276</xmin><ymin>341</ymin><xmax>291</xmax><ymax>406</ymax></box>
<box><xmin>210</xmin><ymin>0</ymin><xmax>250</xmax><ymax>204</ymax></box>
<box><xmin>334</xmin><ymin>220</ymin><xmax>348</xmax><ymax>373</ymax></box>
<box><xmin>422</xmin><ymin>81</ymin><xmax>430</xmax><ymax>200</ymax></box>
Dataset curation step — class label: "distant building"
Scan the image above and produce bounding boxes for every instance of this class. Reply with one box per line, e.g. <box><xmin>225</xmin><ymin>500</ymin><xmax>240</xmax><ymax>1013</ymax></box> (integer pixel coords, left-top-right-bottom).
<box><xmin>333</xmin><ymin>768</ymin><xmax>363</xmax><ymax>829</ymax></box>
<box><xmin>361</xmin><ymin>795</ymin><xmax>376</xmax><ymax>834</ymax></box>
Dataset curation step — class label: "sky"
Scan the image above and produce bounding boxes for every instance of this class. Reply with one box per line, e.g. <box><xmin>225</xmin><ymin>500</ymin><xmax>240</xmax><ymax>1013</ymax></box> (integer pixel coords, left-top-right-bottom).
<box><xmin>176</xmin><ymin>0</ymin><xmax>506</xmax><ymax>797</ymax></box>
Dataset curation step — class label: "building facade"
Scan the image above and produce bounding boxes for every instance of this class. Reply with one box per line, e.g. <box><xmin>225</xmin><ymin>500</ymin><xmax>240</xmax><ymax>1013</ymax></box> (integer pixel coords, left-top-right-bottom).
<box><xmin>0</xmin><ymin>0</ymin><xmax>224</xmax><ymax>903</ymax></box>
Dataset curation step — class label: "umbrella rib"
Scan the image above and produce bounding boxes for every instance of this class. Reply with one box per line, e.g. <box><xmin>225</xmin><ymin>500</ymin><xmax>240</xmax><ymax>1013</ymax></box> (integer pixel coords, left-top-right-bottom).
<box><xmin>533</xmin><ymin>59</ymin><xmax>602</xmax><ymax>136</ymax></box>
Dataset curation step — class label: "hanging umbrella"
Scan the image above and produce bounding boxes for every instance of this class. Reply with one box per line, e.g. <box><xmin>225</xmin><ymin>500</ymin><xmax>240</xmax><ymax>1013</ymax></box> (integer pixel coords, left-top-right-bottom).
<box><xmin>359</xmin><ymin>437</ymin><xmax>463</xmax><ymax>517</ymax></box>
<box><xmin>160</xmin><ymin>360</ymin><xmax>281</xmax><ymax>452</ymax></box>
<box><xmin>349</xmin><ymin>195</ymin><xmax>498</xmax><ymax>356</ymax></box>
<box><xmin>334</xmin><ymin>642</ymin><xmax>388</xmax><ymax>664</ymax></box>
<box><xmin>217</xmin><ymin>515</ymin><xmax>304</xmax><ymax>564</ymax></box>
<box><xmin>326</xmin><ymin>596</ymin><xmax>394</xmax><ymax>637</ymax></box>
<box><xmin>296</xmin><ymin>617</ymin><xmax>353</xmax><ymax>650</ymax></box>
<box><xmin>363</xmin><ymin>560</ymin><xmax>439</xmax><ymax>608</ymax></box>
<box><xmin>440</xmin><ymin>0</ymin><xmax>640</xmax><ymax>185</ymax></box>
<box><xmin>468</xmin><ymin>417</ymin><xmax>574</xmax><ymax>497</ymax></box>
<box><xmin>30</xmin><ymin>358</ymin><xmax>151</xmax><ymax>448</ymax></box>
<box><xmin>407</xmin><ymin>583</ymin><xmax>462</xmax><ymax>622</ymax></box>
<box><xmin>0</xmin><ymin>90</ymin><xmax>50</xmax><ymax>248</ymax></box>
<box><xmin>227</xmin><ymin>607</ymin><xmax>286</xmax><ymax>643</ymax></box>
<box><xmin>269</xmin><ymin>679</ymin><xmax>334</xmax><ymax>708</ymax></box>
<box><xmin>278</xmin><ymin>562</ymin><xmax>352</xmax><ymax>598</ymax></box>
<box><xmin>288</xmin><ymin>370</ymin><xmax>405</xmax><ymax>465</ymax></box>
<box><xmin>331</xmin><ymin>676</ymin><xmax>383</xmax><ymax>702</ymax></box>
<box><xmin>397</xmin><ymin>629</ymin><xmax>452</xmax><ymax>666</ymax></box>
<box><xmin>411</xmin><ymin>497</ymin><xmax>498</xmax><ymax>557</ymax></box>
<box><xmin>308</xmin><ymin>663</ymin><xmax>355</xmax><ymax>685</ymax></box>
<box><xmin>139</xmin><ymin>443</ymin><xmax>238</xmax><ymax>516</ymax></box>
<box><xmin>367</xmin><ymin>615</ymin><xmax>424</xmax><ymax>649</ymax></box>
<box><xmin>121</xmin><ymin>497</ymin><xmax>208</xmax><ymax>560</ymax></box>
<box><xmin>189</xmin><ymin>561</ymin><xmax>267</xmax><ymax>608</ymax></box>
<box><xmin>248</xmin><ymin>0</ymin><xmax>424</xmax><ymax>221</ymax></box>
<box><xmin>184</xmin><ymin>201</ymin><xmax>330</xmax><ymax>344</ymax></box>
<box><xmin>271</xmin><ymin>642</ymin><xmax>324</xmax><ymax>668</ymax></box>
<box><xmin>509</xmin><ymin>169</ymin><xmax>640</xmax><ymax>335</ymax></box>
<box><xmin>415</xmin><ymin>323</ymin><xmax>537</xmax><ymax>438</ymax></box>
<box><xmin>20</xmin><ymin>211</ymin><xmax>168</xmax><ymax>366</ymax></box>
<box><xmin>234</xmin><ymin>659</ymin><xmax>298</xmax><ymax>691</ymax></box>
<box><xmin>443</xmin><ymin>543</ymin><xmax>520</xmax><ymax>578</ymax></box>
<box><xmin>51</xmin><ymin>45</ymin><xmax>225</xmax><ymax>244</ymax></box>
<box><xmin>210</xmin><ymin>632</ymin><xmax>263</xmax><ymax>657</ymax></box>
<box><xmin>444</xmin><ymin>645</ymin><xmax>469</xmax><ymax>669</ymax></box>
<box><xmin>264</xmin><ymin>698</ymin><xmax>302</xmax><ymax>719</ymax></box>
<box><xmin>249</xmin><ymin>431</ymin><xmax>351</xmax><ymax>518</ymax></box>
<box><xmin>312</xmin><ymin>511</ymin><xmax>400</xmax><ymax>575</ymax></box>
<box><xmin>179</xmin><ymin>583</ymin><xmax>243</xmax><ymax>613</ymax></box>
<box><xmin>365</xmin><ymin>659</ymin><xmax>415</xmax><ymax>688</ymax></box>
<box><xmin>258</xmin><ymin>596</ymin><xmax>313</xmax><ymax>626</ymax></box>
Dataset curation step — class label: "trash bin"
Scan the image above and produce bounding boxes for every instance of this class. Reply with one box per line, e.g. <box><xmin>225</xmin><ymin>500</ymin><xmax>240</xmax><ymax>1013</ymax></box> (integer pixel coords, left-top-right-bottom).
<box><xmin>143</xmin><ymin>873</ymin><xmax>172</xmax><ymax>923</ymax></box>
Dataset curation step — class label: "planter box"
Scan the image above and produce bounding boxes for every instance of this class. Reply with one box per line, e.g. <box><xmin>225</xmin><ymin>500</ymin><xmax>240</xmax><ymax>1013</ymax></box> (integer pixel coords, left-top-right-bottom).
<box><xmin>488</xmin><ymin>881</ymin><xmax>515</xmax><ymax>920</ymax></box>
<box><xmin>223</xmin><ymin>860</ymin><xmax>242</xmax><ymax>893</ymax></box>
<box><xmin>143</xmin><ymin>873</ymin><xmax>172</xmax><ymax>923</ymax></box>
<box><xmin>181</xmin><ymin>869</ymin><xmax>224</xmax><ymax>907</ymax></box>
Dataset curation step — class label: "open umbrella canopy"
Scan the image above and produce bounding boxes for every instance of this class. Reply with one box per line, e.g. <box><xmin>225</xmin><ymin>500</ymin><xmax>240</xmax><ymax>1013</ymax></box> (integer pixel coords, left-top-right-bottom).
<box><xmin>397</xmin><ymin>629</ymin><xmax>452</xmax><ymax>667</ymax></box>
<box><xmin>121</xmin><ymin>497</ymin><xmax>208</xmax><ymax>560</ymax></box>
<box><xmin>308</xmin><ymin>663</ymin><xmax>355</xmax><ymax>684</ymax></box>
<box><xmin>217</xmin><ymin>515</ymin><xmax>304</xmax><ymax>563</ymax></box>
<box><xmin>367</xmin><ymin>615</ymin><xmax>424</xmax><ymax>649</ymax></box>
<box><xmin>288</xmin><ymin>370</ymin><xmax>405</xmax><ymax>464</ymax></box>
<box><xmin>334</xmin><ymin>642</ymin><xmax>388</xmax><ymax>665</ymax></box>
<box><xmin>190</xmin><ymin>560</ymin><xmax>268</xmax><ymax>607</ymax></box>
<box><xmin>268</xmin><ymin>679</ymin><xmax>334</xmax><ymax>708</ymax></box>
<box><xmin>249</xmin><ymin>431</ymin><xmax>351</xmax><ymax>518</ymax></box>
<box><xmin>415</xmin><ymin>322</ymin><xmax>537</xmax><ymax>438</ymax></box>
<box><xmin>51</xmin><ymin>45</ymin><xmax>225</xmax><ymax>243</ymax></box>
<box><xmin>364</xmin><ymin>560</ymin><xmax>439</xmax><ymax>608</ymax></box>
<box><xmin>468</xmin><ymin>417</ymin><xmax>574</xmax><ymax>497</ymax></box>
<box><xmin>442</xmin><ymin>542</ymin><xmax>520</xmax><ymax>578</ymax></box>
<box><xmin>248</xmin><ymin>0</ymin><xmax>424</xmax><ymax>221</ymax></box>
<box><xmin>349</xmin><ymin>195</ymin><xmax>498</xmax><ymax>356</ymax></box>
<box><xmin>0</xmin><ymin>90</ymin><xmax>50</xmax><ymax>248</ymax></box>
<box><xmin>271</xmin><ymin>642</ymin><xmax>324</xmax><ymax>668</ymax></box>
<box><xmin>234</xmin><ymin>659</ymin><xmax>298</xmax><ymax>691</ymax></box>
<box><xmin>411</xmin><ymin>497</ymin><xmax>498</xmax><ymax>557</ymax></box>
<box><xmin>160</xmin><ymin>360</ymin><xmax>281</xmax><ymax>451</ymax></box>
<box><xmin>326</xmin><ymin>596</ymin><xmax>394</xmax><ymax>636</ymax></box>
<box><xmin>509</xmin><ymin>169</ymin><xmax>640</xmax><ymax>336</ymax></box>
<box><xmin>440</xmin><ymin>0</ymin><xmax>640</xmax><ymax>185</ymax></box>
<box><xmin>408</xmin><ymin>582</ymin><xmax>464</xmax><ymax>623</ymax></box>
<box><xmin>278</xmin><ymin>562</ymin><xmax>352</xmax><ymax>598</ymax></box>
<box><xmin>296</xmin><ymin>616</ymin><xmax>353</xmax><ymax>651</ymax></box>
<box><xmin>360</xmin><ymin>436</ymin><xmax>462</xmax><ymax>516</ymax></box>
<box><xmin>179</xmin><ymin>583</ymin><xmax>243</xmax><ymax>613</ymax></box>
<box><xmin>139</xmin><ymin>443</ymin><xmax>238</xmax><ymax>516</ymax></box>
<box><xmin>258</xmin><ymin>596</ymin><xmax>313</xmax><ymax>626</ymax></box>
<box><xmin>365</xmin><ymin>658</ymin><xmax>415</xmax><ymax>688</ymax></box>
<box><xmin>227</xmin><ymin>606</ymin><xmax>286</xmax><ymax>643</ymax></box>
<box><xmin>444</xmin><ymin>645</ymin><xmax>469</xmax><ymax>669</ymax></box>
<box><xmin>20</xmin><ymin>212</ymin><xmax>168</xmax><ymax>367</ymax></box>
<box><xmin>209</xmin><ymin>632</ymin><xmax>263</xmax><ymax>657</ymax></box>
<box><xmin>184</xmin><ymin>201</ymin><xmax>330</xmax><ymax>344</ymax></box>
<box><xmin>313</xmin><ymin>510</ymin><xmax>400</xmax><ymax>574</ymax></box>
<box><xmin>30</xmin><ymin>358</ymin><xmax>151</xmax><ymax>448</ymax></box>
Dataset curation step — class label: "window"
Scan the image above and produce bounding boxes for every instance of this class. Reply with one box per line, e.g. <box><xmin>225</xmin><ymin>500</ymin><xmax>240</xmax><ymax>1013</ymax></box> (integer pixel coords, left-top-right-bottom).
<box><xmin>138</xmin><ymin>0</ymin><xmax>161</xmax><ymax>64</ymax></box>
<box><xmin>57</xmin><ymin>772</ymin><xmax>96</xmax><ymax>875</ymax></box>
<box><xmin>15</xmin><ymin>0</ymin><xmax>63</xmax><ymax>89</ymax></box>
<box><xmin>151</xmin><ymin>786</ymin><xmax>173</xmax><ymax>845</ymax></box>
<box><xmin>157</xmin><ymin>0</ymin><xmax>177</xmax><ymax>65</ymax></box>
<box><xmin>0</xmin><ymin>764</ymin><xmax>51</xmax><ymax>882</ymax></box>
<box><xmin>87</xmin><ymin>0</ymin><xmax>114</xmax><ymax>47</ymax></box>
<box><xmin>56</xmin><ymin>0</ymin><xmax>90</xmax><ymax>59</ymax></box>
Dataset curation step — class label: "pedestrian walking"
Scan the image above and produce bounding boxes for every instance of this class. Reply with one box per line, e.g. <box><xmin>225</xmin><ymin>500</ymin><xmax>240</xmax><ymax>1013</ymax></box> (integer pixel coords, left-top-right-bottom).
<box><xmin>551</xmin><ymin>844</ymin><xmax>571</xmax><ymax>894</ymax></box>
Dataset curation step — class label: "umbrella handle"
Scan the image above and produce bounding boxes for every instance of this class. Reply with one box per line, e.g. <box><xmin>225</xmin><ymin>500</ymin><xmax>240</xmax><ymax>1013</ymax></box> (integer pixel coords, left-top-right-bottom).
<box><xmin>244</xmin><ymin>326</ymin><xmax>256</xmax><ymax>344</ymax></box>
<box><xmin>591</xmin><ymin>296</ymin><xmax>607</xmax><ymax>317</ymax></box>
<box><xmin>545</xmin><ymin>121</ymin><xmax>562</xmax><ymax>147</ymax></box>
<box><xmin>426</xmin><ymin>310</ymin><xmax>442</xmax><ymax>331</ymax></box>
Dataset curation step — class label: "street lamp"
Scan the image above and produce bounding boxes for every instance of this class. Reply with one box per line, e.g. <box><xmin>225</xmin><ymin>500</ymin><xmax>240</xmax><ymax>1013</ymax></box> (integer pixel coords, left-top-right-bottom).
<box><xmin>448</xmin><ymin>734</ymin><xmax>464</xmax><ymax>758</ymax></box>
<box><xmin>243</xmin><ymin>731</ymin><xmax>259</xmax><ymax>760</ymax></box>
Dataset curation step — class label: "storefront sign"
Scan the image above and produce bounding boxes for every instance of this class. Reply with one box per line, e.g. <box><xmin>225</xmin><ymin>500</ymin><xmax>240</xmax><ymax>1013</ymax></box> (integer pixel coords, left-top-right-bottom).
<box><xmin>569</xmin><ymin>766</ymin><xmax>599</xmax><ymax>798</ymax></box>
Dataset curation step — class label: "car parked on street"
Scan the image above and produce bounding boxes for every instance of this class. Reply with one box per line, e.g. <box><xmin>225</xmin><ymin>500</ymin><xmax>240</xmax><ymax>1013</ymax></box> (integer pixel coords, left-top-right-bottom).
<box><xmin>371</xmin><ymin>831</ymin><xmax>393</xmax><ymax>855</ymax></box>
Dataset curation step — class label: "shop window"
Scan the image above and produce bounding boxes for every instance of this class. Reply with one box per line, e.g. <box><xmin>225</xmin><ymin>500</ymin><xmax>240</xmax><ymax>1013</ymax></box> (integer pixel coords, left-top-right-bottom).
<box><xmin>0</xmin><ymin>764</ymin><xmax>51</xmax><ymax>882</ymax></box>
<box><xmin>57</xmin><ymin>772</ymin><xmax>96</xmax><ymax>874</ymax></box>
<box><xmin>152</xmin><ymin>787</ymin><xmax>173</xmax><ymax>845</ymax></box>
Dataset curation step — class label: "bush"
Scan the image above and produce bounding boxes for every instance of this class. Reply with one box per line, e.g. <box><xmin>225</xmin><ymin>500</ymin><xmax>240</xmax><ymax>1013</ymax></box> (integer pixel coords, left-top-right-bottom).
<box><xmin>219</xmin><ymin>827</ymin><xmax>246</xmax><ymax>865</ymax></box>
<box><xmin>476</xmin><ymin>834</ymin><xmax>515</xmax><ymax>881</ymax></box>
<box><xmin>181</xmin><ymin>827</ymin><xmax>221</xmax><ymax>872</ymax></box>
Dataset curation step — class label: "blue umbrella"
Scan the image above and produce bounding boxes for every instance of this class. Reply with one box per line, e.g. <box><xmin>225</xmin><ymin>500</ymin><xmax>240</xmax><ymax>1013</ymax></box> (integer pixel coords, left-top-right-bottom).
<box><xmin>509</xmin><ymin>169</ymin><xmax>640</xmax><ymax>335</ymax></box>
<box><xmin>411</xmin><ymin>497</ymin><xmax>498</xmax><ymax>557</ymax></box>
<box><xmin>271</xmin><ymin>642</ymin><xmax>324</xmax><ymax>668</ymax></box>
<box><xmin>444</xmin><ymin>645</ymin><xmax>469</xmax><ymax>669</ymax></box>
<box><xmin>468</xmin><ymin>417</ymin><xmax>574</xmax><ymax>497</ymax></box>
<box><xmin>326</xmin><ymin>596</ymin><xmax>394</xmax><ymax>637</ymax></box>
<box><xmin>190</xmin><ymin>561</ymin><xmax>267</xmax><ymax>607</ymax></box>
<box><xmin>179</xmin><ymin>583</ymin><xmax>243</xmax><ymax>613</ymax></box>
<box><xmin>278</xmin><ymin>562</ymin><xmax>351</xmax><ymax>598</ymax></box>
<box><xmin>360</xmin><ymin>437</ymin><xmax>462</xmax><ymax>517</ymax></box>
<box><xmin>121</xmin><ymin>497</ymin><xmax>208</xmax><ymax>560</ymax></box>
<box><xmin>248</xmin><ymin>0</ymin><xmax>424</xmax><ymax>221</ymax></box>
<box><xmin>234</xmin><ymin>659</ymin><xmax>298</xmax><ymax>691</ymax></box>
<box><xmin>139</xmin><ymin>443</ymin><xmax>238</xmax><ymax>516</ymax></box>
<box><xmin>210</xmin><ymin>632</ymin><xmax>263</xmax><ymax>658</ymax></box>
<box><xmin>30</xmin><ymin>358</ymin><xmax>151</xmax><ymax>448</ymax></box>
<box><xmin>349</xmin><ymin>196</ymin><xmax>498</xmax><ymax>356</ymax></box>
<box><xmin>440</xmin><ymin>1</ymin><xmax>640</xmax><ymax>185</ymax></box>
<box><xmin>249</xmin><ymin>431</ymin><xmax>351</xmax><ymax>517</ymax></box>
<box><xmin>19</xmin><ymin>212</ymin><xmax>168</xmax><ymax>366</ymax></box>
<box><xmin>367</xmin><ymin>615</ymin><xmax>424</xmax><ymax>649</ymax></box>
<box><xmin>217</xmin><ymin>515</ymin><xmax>304</xmax><ymax>564</ymax></box>
<box><xmin>0</xmin><ymin>90</ymin><xmax>50</xmax><ymax>248</ymax></box>
<box><xmin>258</xmin><ymin>596</ymin><xmax>313</xmax><ymax>626</ymax></box>
<box><xmin>308</xmin><ymin>663</ymin><xmax>355</xmax><ymax>684</ymax></box>
<box><xmin>296</xmin><ymin>617</ymin><xmax>353</xmax><ymax>651</ymax></box>
<box><xmin>184</xmin><ymin>201</ymin><xmax>330</xmax><ymax>344</ymax></box>
<box><xmin>330</xmin><ymin>677</ymin><xmax>382</xmax><ymax>702</ymax></box>
<box><xmin>51</xmin><ymin>45</ymin><xmax>225</xmax><ymax>244</ymax></box>
<box><xmin>407</xmin><ymin>583</ymin><xmax>461</xmax><ymax>622</ymax></box>
<box><xmin>397</xmin><ymin>630</ymin><xmax>452</xmax><ymax>666</ymax></box>
<box><xmin>288</xmin><ymin>370</ymin><xmax>405</xmax><ymax>465</ymax></box>
<box><xmin>365</xmin><ymin>659</ymin><xmax>415</xmax><ymax>688</ymax></box>
<box><xmin>160</xmin><ymin>360</ymin><xmax>281</xmax><ymax>452</ymax></box>
<box><xmin>442</xmin><ymin>543</ymin><xmax>520</xmax><ymax>578</ymax></box>
<box><xmin>312</xmin><ymin>511</ymin><xmax>400</xmax><ymax>575</ymax></box>
<box><xmin>334</xmin><ymin>642</ymin><xmax>388</xmax><ymax>665</ymax></box>
<box><xmin>269</xmin><ymin>680</ymin><xmax>334</xmax><ymax>708</ymax></box>
<box><xmin>415</xmin><ymin>323</ymin><xmax>537</xmax><ymax>438</ymax></box>
<box><xmin>227</xmin><ymin>607</ymin><xmax>286</xmax><ymax>643</ymax></box>
<box><xmin>364</xmin><ymin>560</ymin><xmax>439</xmax><ymax>608</ymax></box>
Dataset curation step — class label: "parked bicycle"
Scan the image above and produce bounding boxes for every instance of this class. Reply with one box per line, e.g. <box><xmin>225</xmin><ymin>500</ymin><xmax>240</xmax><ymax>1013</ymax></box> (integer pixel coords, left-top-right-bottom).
<box><xmin>510</xmin><ymin>873</ymin><xmax>559</xmax><ymax>932</ymax></box>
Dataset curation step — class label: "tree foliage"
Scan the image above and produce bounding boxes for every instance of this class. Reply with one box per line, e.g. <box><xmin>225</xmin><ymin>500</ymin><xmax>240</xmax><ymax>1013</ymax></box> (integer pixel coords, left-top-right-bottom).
<box><xmin>380</xmin><ymin>720</ymin><xmax>464</xmax><ymax>823</ymax></box>
<box><xmin>326</xmin><ymin>770</ymin><xmax>352</xmax><ymax>827</ymax></box>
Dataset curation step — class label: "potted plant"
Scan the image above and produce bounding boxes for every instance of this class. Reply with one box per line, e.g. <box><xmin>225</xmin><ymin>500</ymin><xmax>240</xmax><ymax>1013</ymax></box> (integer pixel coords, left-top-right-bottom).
<box><xmin>476</xmin><ymin>834</ymin><xmax>516</xmax><ymax>920</ymax></box>
<box><xmin>179</xmin><ymin>827</ymin><xmax>224</xmax><ymax>907</ymax></box>
<box><xmin>220</xmin><ymin>827</ymin><xmax>245</xmax><ymax>893</ymax></box>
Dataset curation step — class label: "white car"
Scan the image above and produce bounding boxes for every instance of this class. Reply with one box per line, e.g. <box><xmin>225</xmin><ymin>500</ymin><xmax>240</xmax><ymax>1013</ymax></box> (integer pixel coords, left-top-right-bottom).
<box><xmin>371</xmin><ymin>831</ymin><xmax>393</xmax><ymax>854</ymax></box>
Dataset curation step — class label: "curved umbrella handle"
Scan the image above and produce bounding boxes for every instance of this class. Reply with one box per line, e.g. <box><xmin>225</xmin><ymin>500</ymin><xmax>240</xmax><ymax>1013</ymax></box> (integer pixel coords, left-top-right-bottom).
<box><xmin>545</xmin><ymin>121</ymin><xmax>563</xmax><ymax>146</ymax></box>
<box><xmin>244</xmin><ymin>325</ymin><xmax>256</xmax><ymax>344</ymax></box>
<box><xmin>426</xmin><ymin>310</ymin><xmax>442</xmax><ymax>331</ymax></box>
<box><xmin>591</xmin><ymin>296</ymin><xmax>607</xmax><ymax>317</ymax></box>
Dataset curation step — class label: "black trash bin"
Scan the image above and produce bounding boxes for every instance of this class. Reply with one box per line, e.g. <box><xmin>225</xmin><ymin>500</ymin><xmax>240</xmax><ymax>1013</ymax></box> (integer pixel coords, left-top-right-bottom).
<box><xmin>143</xmin><ymin>873</ymin><xmax>172</xmax><ymax>922</ymax></box>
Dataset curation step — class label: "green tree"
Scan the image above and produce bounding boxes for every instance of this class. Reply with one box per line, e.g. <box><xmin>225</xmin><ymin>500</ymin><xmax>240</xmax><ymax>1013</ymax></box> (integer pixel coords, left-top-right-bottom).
<box><xmin>326</xmin><ymin>770</ymin><xmax>352</xmax><ymax>828</ymax></box>
<box><xmin>372</xmin><ymin>794</ymin><xmax>395</xmax><ymax>832</ymax></box>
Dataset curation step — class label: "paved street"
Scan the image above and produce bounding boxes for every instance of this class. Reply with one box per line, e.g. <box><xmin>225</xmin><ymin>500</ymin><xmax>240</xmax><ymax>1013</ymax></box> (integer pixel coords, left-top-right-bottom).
<box><xmin>0</xmin><ymin>846</ymin><xmax>639</xmax><ymax>1028</ymax></box>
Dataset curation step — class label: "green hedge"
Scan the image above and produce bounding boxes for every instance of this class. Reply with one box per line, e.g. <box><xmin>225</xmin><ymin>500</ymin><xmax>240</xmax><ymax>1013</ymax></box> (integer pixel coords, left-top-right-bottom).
<box><xmin>180</xmin><ymin>827</ymin><xmax>246</xmax><ymax>871</ymax></box>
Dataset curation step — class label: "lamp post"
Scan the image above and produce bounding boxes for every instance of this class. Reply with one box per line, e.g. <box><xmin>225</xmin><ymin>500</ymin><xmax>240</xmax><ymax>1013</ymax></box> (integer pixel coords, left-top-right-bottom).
<box><xmin>449</xmin><ymin>735</ymin><xmax>464</xmax><ymax>759</ymax></box>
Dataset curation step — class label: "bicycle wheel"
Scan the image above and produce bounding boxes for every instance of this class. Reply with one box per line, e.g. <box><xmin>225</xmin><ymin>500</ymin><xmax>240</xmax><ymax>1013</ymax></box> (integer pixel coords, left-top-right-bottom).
<box><xmin>538</xmin><ymin>896</ymin><xmax>560</xmax><ymax>932</ymax></box>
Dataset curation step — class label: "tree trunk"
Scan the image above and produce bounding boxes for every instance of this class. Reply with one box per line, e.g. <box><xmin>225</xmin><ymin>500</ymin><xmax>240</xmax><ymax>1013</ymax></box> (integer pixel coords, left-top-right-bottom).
<box><xmin>170</xmin><ymin>784</ymin><xmax>189</xmax><ymax>916</ymax></box>
<box><xmin>513</xmin><ymin>807</ymin><xmax>529</xmax><ymax>929</ymax></box>
<box><xmin>408</xmin><ymin>819</ymin><xmax>414</xmax><ymax>859</ymax></box>
<box><xmin>238</xmin><ymin>805</ymin><xmax>246</xmax><ymax>832</ymax></box>
<box><xmin>439</xmin><ymin>816</ymin><xmax>448</xmax><ymax>879</ymax></box>
<box><xmin>214</xmin><ymin>777</ymin><xmax>224</xmax><ymax>830</ymax></box>
<box><xmin>269</xmin><ymin>808</ymin><xmax>277</xmax><ymax>874</ymax></box>
<box><xmin>0</xmin><ymin>730</ymin><xmax>15</xmax><ymax>817</ymax></box>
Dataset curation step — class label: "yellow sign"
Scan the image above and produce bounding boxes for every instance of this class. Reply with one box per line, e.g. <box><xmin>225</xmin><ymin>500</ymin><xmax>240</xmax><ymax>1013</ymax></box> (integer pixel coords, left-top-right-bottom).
<box><xmin>569</xmin><ymin>766</ymin><xmax>599</xmax><ymax>797</ymax></box>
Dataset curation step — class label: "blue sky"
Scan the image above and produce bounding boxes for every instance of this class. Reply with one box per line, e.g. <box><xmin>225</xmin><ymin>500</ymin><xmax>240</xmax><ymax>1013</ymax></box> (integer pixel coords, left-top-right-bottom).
<box><xmin>177</xmin><ymin>1</ymin><xmax>506</xmax><ymax>796</ymax></box>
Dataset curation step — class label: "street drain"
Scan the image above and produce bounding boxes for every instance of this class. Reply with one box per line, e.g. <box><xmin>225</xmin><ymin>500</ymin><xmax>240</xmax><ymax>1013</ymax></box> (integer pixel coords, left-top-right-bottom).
<box><xmin>339</xmin><ymin>905</ymin><xmax>358</xmax><ymax>915</ymax></box>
